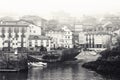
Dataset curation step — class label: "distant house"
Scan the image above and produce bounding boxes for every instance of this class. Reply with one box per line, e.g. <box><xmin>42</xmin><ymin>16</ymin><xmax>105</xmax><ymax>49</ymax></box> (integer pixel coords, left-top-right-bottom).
<box><xmin>0</xmin><ymin>20</ymin><xmax>46</xmax><ymax>52</ymax></box>
<box><xmin>46</xmin><ymin>25</ymin><xmax>73</xmax><ymax>48</ymax></box>
<box><xmin>28</xmin><ymin>35</ymin><xmax>51</xmax><ymax>51</ymax></box>
<box><xmin>0</xmin><ymin>20</ymin><xmax>29</xmax><ymax>51</ymax></box>
<box><xmin>74</xmin><ymin>24</ymin><xmax>83</xmax><ymax>32</ymax></box>
<box><xmin>62</xmin><ymin>26</ymin><xmax>73</xmax><ymax>48</ymax></box>
<box><xmin>28</xmin><ymin>24</ymin><xmax>41</xmax><ymax>35</ymax></box>
<box><xmin>79</xmin><ymin>31</ymin><xmax>112</xmax><ymax>50</ymax></box>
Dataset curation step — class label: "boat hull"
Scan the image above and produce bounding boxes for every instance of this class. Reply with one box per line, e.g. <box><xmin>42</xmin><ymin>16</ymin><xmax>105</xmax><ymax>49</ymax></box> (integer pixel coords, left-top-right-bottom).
<box><xmin>42</xmin><ymin>48</ymin><xmax>81</xmax><ymax>63</ymax></box>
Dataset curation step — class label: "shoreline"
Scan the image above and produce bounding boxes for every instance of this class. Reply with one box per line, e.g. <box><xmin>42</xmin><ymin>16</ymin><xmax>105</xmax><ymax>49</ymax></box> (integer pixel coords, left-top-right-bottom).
<box><xmin>81</xmin><ymin>49</ymin><xmax>120</xmax><ymax>75</ymax></box>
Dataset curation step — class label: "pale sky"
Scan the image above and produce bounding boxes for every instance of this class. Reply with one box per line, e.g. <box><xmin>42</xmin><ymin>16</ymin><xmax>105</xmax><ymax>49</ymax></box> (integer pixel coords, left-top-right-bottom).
<box><xmin>0</xmin><ymin>0</ymin><xmax>120</xmax><ymax>19</ymax></box>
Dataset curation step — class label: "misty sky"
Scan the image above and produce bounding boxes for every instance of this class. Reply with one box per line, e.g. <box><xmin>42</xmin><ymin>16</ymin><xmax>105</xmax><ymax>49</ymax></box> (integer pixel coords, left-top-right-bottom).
<box><xmin>0</xmin><ymin>0</ymin><xmax>120</xmax><ymax>19</ymax></box>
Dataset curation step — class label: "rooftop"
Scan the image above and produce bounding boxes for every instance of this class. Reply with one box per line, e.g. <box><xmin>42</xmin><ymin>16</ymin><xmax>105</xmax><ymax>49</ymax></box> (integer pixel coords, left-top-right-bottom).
<box><xmin>0</xmin><ymin>20</ymin><xmax>35</xmax><ymax>27</ymax></box>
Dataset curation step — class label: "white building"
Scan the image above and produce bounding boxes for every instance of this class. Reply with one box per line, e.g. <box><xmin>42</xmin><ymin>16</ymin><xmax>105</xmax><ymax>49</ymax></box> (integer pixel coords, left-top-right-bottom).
<box><xmin>0</xmin><ymin>20</ymin><xmax>47</xmax><ymax>52</ymax></box>
<box><xmin>74</xmin><ymin>24</ymin><xmax>83</xmax><ymax>32</ymax></box>
<box><xmin>18</xmin><ymin>20</ymin><xmax>41</xmax><ymax>35</ymax></box>
<box><xmin>0</xmin><ymin>20</ymin><xmax>29</xmax><ymax>51</ymax></box>
<box><xmin>62</xmin><ymin>26</ymin><xmax>73</xmax><ymax>48</ymax></box>
<box><xmin>28</xmin><ymin>35</ymin><xmax>51</xmax><ymax>51</ymax></box>
<box><xmin>46</xmin><ymin>29</ymin><xmax>64</xmax><ymax>48</ymax></box>
<box><xmin>28</xmin><ymin>24</ymin><xmax>41</xmax><ymax>35</ymax></box>
<box><xmin>79</xmin><ymin>31</ymin><xmax>112</xmax><ymax>50</ymax></box>
<box><xmin>46</xmin><ymin>26</ymin><xmax>73</xmax><ymax>48</ymax></box>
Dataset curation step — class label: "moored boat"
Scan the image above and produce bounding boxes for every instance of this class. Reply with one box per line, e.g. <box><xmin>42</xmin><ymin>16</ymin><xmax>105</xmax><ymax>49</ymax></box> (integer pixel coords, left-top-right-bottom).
<box><xmin>42</xmin><ymin>46</ymin><xmax>81</xmax><ymax>63</ymax></box>
<box><xmin>28</xmin><ymin>62</ymin><xmax>47</xmax><ymax>67</ymax></box>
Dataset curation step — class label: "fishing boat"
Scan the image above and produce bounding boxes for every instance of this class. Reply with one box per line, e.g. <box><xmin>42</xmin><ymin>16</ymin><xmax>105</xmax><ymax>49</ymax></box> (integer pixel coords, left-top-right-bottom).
<box><xmin>42</xmin><ymin>46</ymin><xmax>81</xmax><ymax>63</ymax></box>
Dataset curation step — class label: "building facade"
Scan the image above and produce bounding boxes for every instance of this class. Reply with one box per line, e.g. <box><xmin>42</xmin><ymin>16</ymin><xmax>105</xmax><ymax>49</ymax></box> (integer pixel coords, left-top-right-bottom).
<box><xmin>62</xmin><ymin>26</ymin><xmax>73</xmax><ymax>48</ymax></box>
<box><xmin>0</xmin><ymin>20</ymin><xmax>29</xmax><ymax>51</ymax></box>
<box><xmin>79</xmin><ymin>31</ymin><xmax>112</xmax><ymax>50</ymax></box>
<box><xmin>28</xmin><ymin>35</ymin><xmax>51</xmax><ymax>51</ymax></box>
<box><xmin>28</xmin><ymin>24</ymin><xmax>41</xmax><ymax>35</ymax></box>
<box><xmin>46</xmin><ymin>26</ymin><xmax>73</xmax><ymax>48</ymax></box>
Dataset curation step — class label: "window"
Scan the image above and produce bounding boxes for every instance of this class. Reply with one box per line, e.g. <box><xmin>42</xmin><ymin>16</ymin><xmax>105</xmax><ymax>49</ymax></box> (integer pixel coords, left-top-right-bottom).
<box><xmin>29</xmin><ymin>41</ymin><xmax>32</xmax><ymax>47</ymax></box>
<box><xmin>96</xmin><ymin>44</ymin><xmax>102</xmax><ymax>48</ymax></box>
<box><xmin>46</xmin><ymin>40</ymin><xmax>49</xmax><ymax>45</ymax></box>
<box><xmin>41</xmin><ymin>40</ymin><xmax>43</xmax><ymax>45</ymax></box>
<box><xmin>8</xmin><ymin>33</ymin><xmax>12</xmax><ymax>38</ymax></box>
<box><xmin>15</xmin><ymin>33</ymin><xmax>19</xmax><ymax>38</ymax></box>
<box><xmin>35</xmin><ymin>40</ymin><xmax>38</xmax><ymax>46</ymax></box>
<box><xmin>1</xmin><ymin>34</ymin><xmax>5</xmax><ymax>38</ymax></box>
<box><xmin>65</xmin><ymin>36</ymin><xmax>67</xmax><ymax>38</ymax></box>
<box><xmin>34</xmin><ymin>36</ymin><xmax>38</xmax><ymax>39</ymax></box>
<box><xmin>2</xmin><ymin>27</ymin><xmax>5</xmax><ymax>33</ymax></box>
<box><xmin>68</xmin><ymin>36</ymin><xmax>70</xmax><ymax>39</ymax></box>
<box><xmin>21</xmin><ymin>34</ymin><xmax>25</xmax><ymax>38</ymax></box>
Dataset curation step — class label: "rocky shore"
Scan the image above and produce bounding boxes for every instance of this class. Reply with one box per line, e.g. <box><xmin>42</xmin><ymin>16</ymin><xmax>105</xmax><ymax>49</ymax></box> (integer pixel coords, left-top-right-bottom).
<box><xmin>82</xmin><ymin>47</ymin><xmax>120</xmax><ymax>75</ymax></box>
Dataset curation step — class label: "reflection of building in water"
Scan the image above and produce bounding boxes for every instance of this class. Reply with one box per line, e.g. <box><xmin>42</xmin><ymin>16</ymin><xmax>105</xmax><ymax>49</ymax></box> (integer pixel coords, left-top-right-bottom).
<box><xmin>0</xmin><ymin>72</ymin><xmax>28</xmax><ymax>80</ymax></box>
<box><xmin>79</xmin><ymin>31</ymin><xmax>112</xmax><ymax>50</ymax></box>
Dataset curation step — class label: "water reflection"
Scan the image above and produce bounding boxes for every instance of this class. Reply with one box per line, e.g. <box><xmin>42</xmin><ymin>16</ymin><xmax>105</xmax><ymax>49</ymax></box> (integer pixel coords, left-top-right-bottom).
<box><xmin>0</xmin><ymin>72</ymin><xmax>28</xmax><ymax>80</ymax></box>
<box><xmin>0</xmin><ymin>63</ymin><xmax>120</xmax><ymax>80</ymax></box>
<box><xmin>28</xmin><ymin>63</ymin><xmax>105</xmax><ymax>80</ymax></box>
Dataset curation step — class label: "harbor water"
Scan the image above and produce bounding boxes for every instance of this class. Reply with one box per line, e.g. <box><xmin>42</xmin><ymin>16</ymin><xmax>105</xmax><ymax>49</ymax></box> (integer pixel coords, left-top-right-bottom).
<box><xmin>0</xmin><ymin>62</ymin><xmax>120</xmax><ymax>80</ymax></box>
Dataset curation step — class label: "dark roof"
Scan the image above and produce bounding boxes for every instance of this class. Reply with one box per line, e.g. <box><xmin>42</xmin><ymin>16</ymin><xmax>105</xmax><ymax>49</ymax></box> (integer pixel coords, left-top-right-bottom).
<box><xmin>29</xmin><ymin>35</ymin><xmax>51</xmax><ymax>40</ymax></box>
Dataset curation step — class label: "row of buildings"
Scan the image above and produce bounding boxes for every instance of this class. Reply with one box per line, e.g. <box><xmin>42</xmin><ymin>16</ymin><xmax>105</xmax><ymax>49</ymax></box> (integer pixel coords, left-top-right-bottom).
<box><xmin>0</xmin><ymin>20</ymin><xmax>51</xmax><ymax>51</ymax></box>
<box><xmin>0</xmin><ymin>16</ymin><xmax>120</xmax><ymax>52</ymax></box>
<box><xmin>75</xmin><ymin>19</ymin><xmax>120</xmax><ymax>51</ymax></box>
<box><xmin>0</xmin><ymin>19</ymin><xmax>73</xmax><ymax>51</ymax></box>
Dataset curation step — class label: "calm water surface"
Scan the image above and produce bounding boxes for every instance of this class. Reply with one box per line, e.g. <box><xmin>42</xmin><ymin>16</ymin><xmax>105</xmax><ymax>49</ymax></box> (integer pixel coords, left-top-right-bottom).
<box><xmin>0</xmin><ymin>63</ymin><xmax>120</xmax><ymax>80</ymax></box>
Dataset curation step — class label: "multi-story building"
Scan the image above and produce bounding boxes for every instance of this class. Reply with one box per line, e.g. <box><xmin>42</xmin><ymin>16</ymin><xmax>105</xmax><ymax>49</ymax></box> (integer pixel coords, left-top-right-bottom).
<box><xmin>46</xmin><ymin>26</ymin><xmax>73</xmax><ymax>48</ymax></box>
<box><xmin>46</xmin><ymin>29</ymin><xmax>64</xmax><ymax>48</ymax></box>
<box><xmin>20</xmin><ymin>20</ymin><xmax>51</xmax><ymax>51</ymax></box>
<box><xmin>28</xmin><ymin>35</ymin><xmax>51</xmax><ymax>51</ymax></box>
<box><xmin>62</xmin><ymin>26</ymin><xmax>73</xmax><ymax>48</ymax></box>
<box><xmin>28</xmin><ymin>24</ymin><xmax>41</xmax><ymax>35</ymax></box>
<box><xmin>0</xmin><ymin>20</ymin><xmax>29</xmax><ymax>51</ymax></box>
<box><xmin>79</xmin><ymin>31</ymin><xmax>112</xmax><ymax>50</ymax></box>
<box><xmin>0</xmin><ymin>20</ymin><xmax>50</xmax><ymax>51</ymax></box>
